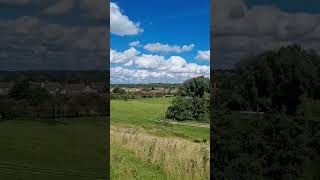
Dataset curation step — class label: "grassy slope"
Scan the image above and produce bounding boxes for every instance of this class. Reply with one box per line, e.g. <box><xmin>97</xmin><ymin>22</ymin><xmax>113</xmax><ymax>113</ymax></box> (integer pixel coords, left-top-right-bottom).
<box><xmin>111</xmin><ymin>98</ymin><xmax>210</xmax><ymax>179</ymax></box>
<box><xmin>111</xmin><ymin>98</ymin><xmax>210</xmax><ymax>141</ymax></box>
<box><xmin>0</xmin><ymin>117</ymin><xmax>107</xmax><ymax>180</ymax></box>
<box><xmin>111</xmin><ymin>145</ymin><xmax>170</xmax><ymax>180</ymax></box>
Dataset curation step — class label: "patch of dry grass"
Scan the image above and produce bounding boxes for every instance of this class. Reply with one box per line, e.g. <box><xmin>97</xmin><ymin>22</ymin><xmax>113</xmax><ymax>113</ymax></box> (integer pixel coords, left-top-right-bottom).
<box><xmin>111</xmin><ymin>126</ymin><xmax>210</xmax><ymax>180</ymax></box>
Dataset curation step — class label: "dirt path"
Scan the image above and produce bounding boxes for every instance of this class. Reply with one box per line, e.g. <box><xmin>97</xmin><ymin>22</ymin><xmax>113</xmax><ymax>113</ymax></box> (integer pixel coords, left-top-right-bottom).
<box><xmin>169</xmin><ymin>121</ymin><xmax>210</xmax><ymax>128</ymax></box>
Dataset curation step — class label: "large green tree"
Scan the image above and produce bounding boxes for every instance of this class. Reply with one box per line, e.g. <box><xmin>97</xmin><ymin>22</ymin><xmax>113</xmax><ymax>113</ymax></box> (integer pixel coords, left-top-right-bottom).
<box><xmin>166</xmin><ymin>76</ymin><xmax>210</xmax><ymax>121</ymax></box>
<box><xmin>231</xmin><ymin>44</ymin><xmax>320</xmax><ymax>115</ymax></box>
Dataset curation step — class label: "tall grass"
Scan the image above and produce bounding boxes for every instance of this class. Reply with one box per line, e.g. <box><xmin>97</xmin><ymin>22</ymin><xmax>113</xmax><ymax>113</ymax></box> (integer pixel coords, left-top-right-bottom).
<box><xmin>111</xmin><ymin>127</ymin><xmax>210</xmax><ymax>180</ymax></box>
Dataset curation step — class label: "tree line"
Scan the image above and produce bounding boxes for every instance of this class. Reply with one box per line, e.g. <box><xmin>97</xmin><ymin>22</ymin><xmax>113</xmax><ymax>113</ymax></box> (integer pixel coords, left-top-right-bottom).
<box><xmin>0</xmin><ymin>79</ymin><xmax>107</xmax><ymax>121</ymax></box>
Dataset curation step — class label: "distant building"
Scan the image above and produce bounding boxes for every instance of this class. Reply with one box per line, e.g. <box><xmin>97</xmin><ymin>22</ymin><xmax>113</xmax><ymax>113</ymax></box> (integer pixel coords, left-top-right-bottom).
<box><xmin>65</xmin><ymin>83</ymin><xmax>86</xmax><ymax>95</ymax></box>
<box><xmin>91</xmin><ymin>82</ymin><xmax>106</xmax><ymax>93</ymax></box>
<box><xmin>0</xmin><ymin>82</ymin><xmax>13</xmax><ymax>95</ymax></box>
<box><xmin>83</xmin><ymin>85</ymin><xmax>97</xmax><ymax>94</ymax></box>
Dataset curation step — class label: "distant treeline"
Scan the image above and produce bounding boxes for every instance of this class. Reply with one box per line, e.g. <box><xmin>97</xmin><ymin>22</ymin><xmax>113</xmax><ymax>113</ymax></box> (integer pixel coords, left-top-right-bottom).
<box><xmin>0</xmin><ymin>79</ymin><xmax>107</xmax><ymax>121</ymax></box>
<box><xmin>111</xmin><ymin>83</ymin><xmax>181</xmax><ymax>89</ymax></box>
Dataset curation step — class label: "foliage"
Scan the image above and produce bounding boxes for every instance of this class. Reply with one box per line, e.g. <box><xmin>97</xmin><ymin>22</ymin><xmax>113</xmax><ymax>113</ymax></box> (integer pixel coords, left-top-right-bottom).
<box><xmin>230</xmin><ymin>44</ymin><xmax>320</xmax><ymax>115</ymax></box>
<box><xmin>166</xmin><ymin>96</ymin><xmax>193</xmax><ymax>121</ymax></box>
<box><xmin>212</xmin><ymin>45</ymin><xmax>320</xmax><ymax>179</ymax></box>
<box><xmin>9</xmin><ymin>79</ymin><xmax>32</xmax><ymax>101</ymax></box>
<box><xmin>112</xmin><ymin>86</ymin><xmax>126</xmax><ymax>95</ymax></box>
<box><xmin>166</xmin><ymin>77</ymin><xmax>210</xmax><ymax>121</ymax></box>
<box><xmin>212</xmin><ymin>111</ymin><xmax>320</xmax><ymax>179</ymax></box>
<box><xmin>1</xmin><ymin>80</ymin><xmax>106</xmax><ymax>120</ymax></box>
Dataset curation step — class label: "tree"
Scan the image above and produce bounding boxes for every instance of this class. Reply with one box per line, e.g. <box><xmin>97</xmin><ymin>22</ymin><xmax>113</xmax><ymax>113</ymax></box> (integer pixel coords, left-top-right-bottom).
<box><xmin>180</xmin><ymin>76</ymin><xmax>210</xmax><ymax>98</ymax></box>
<box><xmin>232</xmin><ymin>44</ymin><xmax>320</xmax><ymax>115</ymax></box>
<box><xmin>9</xmin><ymin>79</ymin><xmax>32</xmax><ymax>101</ymax></box>
<box><xmin>112</xmin><ymin>86</ymin><xmax>126</xmax><ymax>95</ymax></box>
<box><xmin>29</xmin><ymin>87</ymin><xmax>51</xmax><ymax>118</ymax></box>
<box><xmin>166</xmin><ymin>77</ymin><xmax>210</xmax><ymax>121</ymax></box>
<box><xmin>166</xmin><ymin>96</ymin><xmax>193</xmax><ymax>121</ymax></box>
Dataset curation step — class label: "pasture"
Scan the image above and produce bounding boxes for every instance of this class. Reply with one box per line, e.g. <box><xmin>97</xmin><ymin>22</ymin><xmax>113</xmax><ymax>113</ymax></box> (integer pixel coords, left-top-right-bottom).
<box><xmin>111</xmin><ymin>98</ymin><xmax>210</xmax><ymax>180</ymax></box>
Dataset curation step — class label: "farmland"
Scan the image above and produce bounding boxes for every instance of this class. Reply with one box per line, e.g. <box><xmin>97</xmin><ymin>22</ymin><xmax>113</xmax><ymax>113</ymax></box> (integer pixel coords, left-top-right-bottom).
<box><xmin>0</xmin><ymin>117</ymin><xmax>108</xmax><ymax>180</ymax></box>
<box><xmin>111</xmin><ymin>98</ymin><xmax>210</xmax><ymax>180</ymax></box>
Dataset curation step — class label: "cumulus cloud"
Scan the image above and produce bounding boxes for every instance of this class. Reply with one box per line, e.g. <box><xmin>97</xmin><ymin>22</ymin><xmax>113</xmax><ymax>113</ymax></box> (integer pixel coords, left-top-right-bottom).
<box><xmin>212</xmin><ymin>0</ymin><xmax>320</xmax><ymax>69</ymax></box>
<box><xmin>111</xmin><ymin>66</ymin><xmax>209</xmax><ymax>84</ymax></box>
<box><xmin>110</xmin><ymin>48</ymin><xmax>209</xmax><ymax>83</ymax></box>
<box><xmin>0</xmin><ymin>15</ymin><xmax>107</xmax><ymax>70</ymax></box>
<box><xmin>43</xmin><ymin>0</ymin><xmax>74</xmax><ymax>16</ymax></box>
<box><xmin>135</xmin><ymin>54</ymin><xmax>165</xmax><ymax>69</ymax></box>
<box><xmin>196</xmin><ymin>50</ymin><xmax>210</xmax><ymax>61</ymax></box>
<box><xmin>110</xmin><ymin>2</ymin><xmax>143</xmax><ymax>36</ymax></box>
<box><xmin>110</xmin><ymin>47</ymin><xmax>139</xmax><ymax>65</ymax></box>
<box><xmin>79</xmin><ymin>0</ymin><xmax>108</xmax><ymax>20</ymax></box>
<box><xmin>0</xmin><ymin>0</ymin><xmax>107</xmax><ymax>20</ymax></box>
<box><xmin>129</xmin><ymin>40</ymin><xmax>140</xmax><ymax>47</ymax></box>
<box><xmin>0</xmin><ymin>0</ymin><xmax>46</xmax><ymax>5</ymax></box>
<box><xmin>144</xmin><ymin>42</ymin><xmax>195</xmax><ymax>53</ymax></box>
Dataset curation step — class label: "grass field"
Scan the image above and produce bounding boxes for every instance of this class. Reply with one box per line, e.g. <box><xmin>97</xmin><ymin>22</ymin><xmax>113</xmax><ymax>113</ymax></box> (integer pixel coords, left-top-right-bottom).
<box><xmin>0</xmin><ymin>117</ymin><xmax>108</xmax><ymax>180</ymax></box>
<box><xmin>111</xmin><ymin>98</ymin><xmax>210</xmax><ymax>141</ymax></box>
<box><xmin>111</xmin><ymin>98</ymin><xmax>210</xmax><ymax>180</ymax></box>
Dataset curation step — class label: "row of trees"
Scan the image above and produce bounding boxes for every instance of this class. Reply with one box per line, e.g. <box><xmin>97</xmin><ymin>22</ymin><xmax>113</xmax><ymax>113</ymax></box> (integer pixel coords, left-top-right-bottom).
<box><xmin>111</xmin><ymin>86</ymin><xmax>176</xmax><ymax>100</ymax></box>
<box><xmin>0</xmin><ymin>80</ymin><xmax>107</xmax><ymax>120</ymax></box>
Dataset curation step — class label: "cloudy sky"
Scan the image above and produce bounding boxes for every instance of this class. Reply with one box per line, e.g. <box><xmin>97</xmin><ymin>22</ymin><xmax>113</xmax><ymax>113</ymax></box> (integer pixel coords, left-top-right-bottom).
<box><xmin>110</xmin><ymin>1</ymin><xmax>210</xmax><ymax>84</ymax></box>
<box><xmin>213</xmin><ymin>0</ymin><xmax>320</xmax><ymax>69</ymax></box>
<box><xmin>0</xmin><ymin>0</ymin><xmax>107</xmax><ymax>70</ymax></box>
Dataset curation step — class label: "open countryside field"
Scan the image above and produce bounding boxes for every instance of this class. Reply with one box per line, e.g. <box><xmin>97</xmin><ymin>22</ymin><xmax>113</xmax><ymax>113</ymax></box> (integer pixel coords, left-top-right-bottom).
<box><xmin>0</xmin><ymin>117</ymin><xmax>107</xmax><ymax>180</ymax></box>
<box><xmin>111</xmin><ymin>98</ymin><xmax>210</xmax><ymax>180</ymax></box>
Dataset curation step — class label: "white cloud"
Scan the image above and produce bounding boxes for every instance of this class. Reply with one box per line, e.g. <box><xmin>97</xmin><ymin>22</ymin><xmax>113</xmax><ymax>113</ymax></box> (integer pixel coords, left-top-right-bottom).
<box><xmin>111</xmin><ymin>65</ymin><xmax>209</xmax><ymax>84</ymax></box>
<box><xmin>212</xmin><ymin>0</ymin><xmax>320</xmax><ymax>68</ymax></box>
<box><xmin>43</xmin><ymin>0</ymin><xmax>74</xmax><ymax>16</ymax></box>
<box><xmin>110</xmin><ymin>2</ymin><xmax>143</xmax><ymax>36</ymax></box>
<box><xmin>129</xmin><ymin>40</ymin><xmax>140</xmax><ymax>47</ymax></box>
<box><xmin>196</xmin><ymin>50</ymin><xmax>210</xmax><ymax>61</ymax></box>
<box><xmin>135</xmin><ymin>54</ymin><xmax>166</xmax><ymax>69</ymax></box>
<box><xmin>110</xmin><ymin>47</ymin><xmax>139</xmax><ymax>64</ymax></box>
<box><xmin>110</xmin><ymin>48</ymin><xmax>209</xmax><ymax>83</ymax></box>
<box><xmin>144</xmin><ymin>42</ymin><xmax>195</xmax><ymax>53</ymax></box>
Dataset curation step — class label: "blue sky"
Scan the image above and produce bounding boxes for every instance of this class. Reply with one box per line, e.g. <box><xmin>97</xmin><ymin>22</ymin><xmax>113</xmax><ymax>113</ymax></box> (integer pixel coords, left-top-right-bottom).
<box><xmin>110</xmin><ymin>0</ymin><xmax>210</xmax><ymax>84</ymax></box>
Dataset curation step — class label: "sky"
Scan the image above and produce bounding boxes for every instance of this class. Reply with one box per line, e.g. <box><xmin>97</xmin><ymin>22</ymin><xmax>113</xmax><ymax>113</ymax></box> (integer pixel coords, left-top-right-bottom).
<box><xmin>110</xmin><ymin>0</ymin><xmax>210</xmax><ymax>84</ymax></box>
<box><xmin>213</xmin><ymin>0</ymin><xmax>320</xmax><ymax>69</ymax></box>
<box><xmin>0</xmin><ymin>0</ymin><xmax>107</xmax><ymax>71</ymax></box>
<box><xmin>2</xmin><ymin>0</ymin><xmax>320</xmax><ymax>76</ymax></box>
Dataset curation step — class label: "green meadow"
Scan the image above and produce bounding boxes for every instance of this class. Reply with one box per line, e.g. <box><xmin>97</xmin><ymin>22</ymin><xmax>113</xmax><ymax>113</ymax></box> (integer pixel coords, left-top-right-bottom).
<box><xmin>111</xmin><ymin>98</ymin><xmax>210</xmax><ymax>141</ymax></box>
<box><xmin>0</xmin><ymin>98</ymin><xmax>210</xmax><ymax>179</ymax></box>
<box><xmin>111</xmin><ymin>98</ymin><xmax>210</xmax><ymax>180</ymax></box>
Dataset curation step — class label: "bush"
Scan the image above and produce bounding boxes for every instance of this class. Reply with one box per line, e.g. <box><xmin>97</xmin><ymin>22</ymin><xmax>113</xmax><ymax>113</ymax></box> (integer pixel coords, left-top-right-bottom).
<box><xmin>166</xmin><ymin>77</ymin><xmax>210</xmax><ymax>121</ymax></box>
<box><xmin>166</xmin><ymin>96</ymin><xmax>193</xmax><ymax>121</ymax></box>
